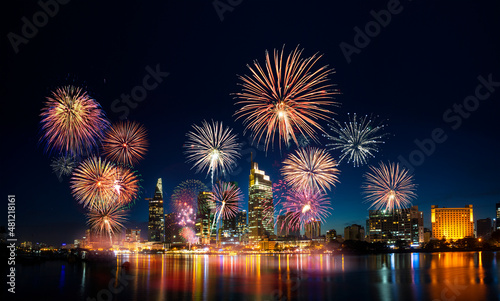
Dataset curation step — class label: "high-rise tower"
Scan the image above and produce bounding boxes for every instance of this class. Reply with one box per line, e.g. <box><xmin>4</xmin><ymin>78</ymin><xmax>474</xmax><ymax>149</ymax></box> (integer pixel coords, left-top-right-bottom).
<box><xmin>148</xmin><ymin>178</ymin><xmax>165</xmax><ymax>242</ymax></box>
<box><xmin>248</xmin><ymin>155</ymin><xmax>274</xmax><ymax>242</ymax></box>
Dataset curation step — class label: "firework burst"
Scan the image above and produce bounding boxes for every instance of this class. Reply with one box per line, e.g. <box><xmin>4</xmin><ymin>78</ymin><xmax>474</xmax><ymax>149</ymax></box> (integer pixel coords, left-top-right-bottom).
<box><xmin>210</xmin><ymin>182</ymin><xmax>242</xmax><ymax>232</ymax></box>
<box><xmin>325</xmin><ymin>113</ymin><xmax>388</xmax><ymax>167</ymax></box>
<box><xmin>184</xmin><ymin>120</ymin><xmax>241</xmax><ymax>185</ymax></box>
<box><xmin>234</xmin><ymin>46</ymin><xmax>338</xmax><ymax>151</ymax></box>
<box><xmin>171</xmin><ymin>180</ymin><xmax>208</xmax><ymax>212</ymax></box>
<box><xmin>362</xmin><ymin>161</ymin><xmax>417</xmax><ymax>211</ymax></box>
<box><xmin>180</xmin><ymin>227</ymin><xmax>199</xmax><ymax>245</ymax></box>
<box><xmin>280</xmin><ymin>188</ymin><xmax>331</xmax><ymax>232</ymax></box>
<box><xmin>87</xmin><ymin>202</ymin><xmax>128</xmax><ymax>243</ymax></box>
<box><xmin>281</xmin><ymin>147</ymin><xmax>340</xmax><ymax>192</ymax></box>
<box><xmin>111</xmin><ymin>165</ymin><xmax>140</xmax><ymax>207</ymax></box>
<box><xmin>51</xmin><ymin>154</ymin><xmax>77</xmax><ymax>180</ymax></box>
<box><xmin>102</xmin><ymin>121</ymin><xmax>148</xmax><ymax>166</ymax></box>
<box><xmin>71</xmin><ymin>157</ymin><xmax>116</xmax><ymax>209</ymax></box>
<box><xmin>40</xmin><ymin>86</ymin><xmax>109</xmax><ymax>156</ymax></box>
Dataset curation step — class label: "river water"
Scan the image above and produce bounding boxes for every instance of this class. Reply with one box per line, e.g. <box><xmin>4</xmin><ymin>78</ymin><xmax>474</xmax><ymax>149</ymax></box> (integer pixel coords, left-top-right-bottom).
<box><xmin>13</xmin><ymin>251</ymin><xmax>500</xmax><ymax>300</ymax></box>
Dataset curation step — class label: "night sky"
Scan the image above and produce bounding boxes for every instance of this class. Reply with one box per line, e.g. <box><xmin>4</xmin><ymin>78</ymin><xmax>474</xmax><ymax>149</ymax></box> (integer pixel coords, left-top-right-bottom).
<box><xmin>2</xmin><ymin>0</ymin><xmax>499</xmax><ymax>245</ymax></box>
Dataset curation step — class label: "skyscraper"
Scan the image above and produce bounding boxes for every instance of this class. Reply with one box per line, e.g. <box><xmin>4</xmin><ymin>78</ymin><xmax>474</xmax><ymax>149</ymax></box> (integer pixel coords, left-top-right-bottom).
<box><xmin>196</xmin><ymin>191</ymin><xmax>215</xmax><ymax>245</ymax></box>
<box><xmin>148</xmin><ymin>178</ymin><xmax>165</xmax><ymax>242</ymax></box>
<box><xmin>305</xmin><ymin>220</ymin><xmax>321</xmax><ymax>239</ymax></box>
<box><xmin>367</xmin><ymin>206</ymin><xmax>423</xmax><ymax>245</ymax></box>
<box><xmin>496</xmin><ymin>203</ymin><xmax>500</xmax><ymax>231</ymax></box>
<box><xmin>431</xmin><ymin>205</ymin><xmax>474</xmax><ymax>240</ymax></box>
<box><xmin>476</xmin><ymin>218</ymin><xmax>492</xmax><ymax>238</ymax></box>
<box><xmin>165</xmin><ymin>213</ymin><xmax>182</xmax><ymax>244</ymax></box>
<box><xmin>248</xmin><ymin>157</ymin><xmax>274</xmax><ymax>243</ymax></box>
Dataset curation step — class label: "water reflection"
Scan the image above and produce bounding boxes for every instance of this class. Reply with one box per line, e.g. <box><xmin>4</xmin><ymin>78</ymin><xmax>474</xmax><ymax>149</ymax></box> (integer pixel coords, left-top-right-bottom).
<box><xmin>15</xmin><ymin>251</ymin><xmax>500</xmax><ymax>301</ymax></box>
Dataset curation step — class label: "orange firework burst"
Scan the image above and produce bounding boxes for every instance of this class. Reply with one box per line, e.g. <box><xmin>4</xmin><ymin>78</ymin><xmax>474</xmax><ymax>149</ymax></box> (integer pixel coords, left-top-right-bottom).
<box><xmin>234</xmin><ymin>46</ymin><xmax>338</xmax><ymax>151</ymax></box>
<box><xmin>281</xmin><ymin>147</ymin><xmax>340</xmax><ymax>192</ymax></box>
<box><xmin>40</xmin><ymin>86</ymin><xmax>109</xmax><ymax>156</ymax></box>
<box><xmin>362</xmin><ymin>161</ymin><xmax>417</xmax><ymax>211</ymax></box>
<box><xmin>87</xmin><ymin>202</ymin><xmax>128</xmax><ymax>240</ymax></box>
<box><xmin>102</xmin><ymin>121</ymin><xmax>148</xmax><ymax>166</ymax></box>
<box><xmin>71</xmin><ymin>157</ymin><xmax>139</xmax><ymax>209</ymax></box>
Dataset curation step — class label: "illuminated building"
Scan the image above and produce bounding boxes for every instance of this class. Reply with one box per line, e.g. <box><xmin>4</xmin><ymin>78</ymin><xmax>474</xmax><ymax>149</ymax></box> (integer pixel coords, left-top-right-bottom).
<box><xmin>367</xmin><ymin>206</ymin><xmax>423</xmax><ymax>245</ymax></box>
<box><xmin>326</xmin><ymin>229</ymin><xmax>337</xmax><ymax>242</ymax></box>
<box><xmin>221</xmin><ymin>210</ymin><xmax>248</xmax><ymax>244</ymax></box>
<box><xmin>147</xmin><ymin>178</ymin><xmax>165</xmax><ymax>242</ymax></box>
<box><xmin>476</xmin><ymin>218</ymin><xmax>492</xmax><ymax>238</ymax></box>
<box><xmin>196</xmin><ymin>191</ymin><xmax>214</xmax><ymax>245</ymax></box>
<box><xmin>165</xmin><ymin>213</ymin><xmax>182</xmax><ymax>244</ymax></box>
<box><xmin>276</xmin><ymin>215</ymin><xmax>286</xmax><ymax>237</ymax></box>
<box><xmin>344</xmin><ymin>224</ymin><xmax>365</xmax><ymax>241</ymax></box>
<box><xmin>305</xmin><ymin>219</ymin><xmax>321</xmax><ymax>239</ymax></box>
<box><xmin>125</xmin><ymin>228</ymin><xmax>141</xmax><ymax>242</ymax></box>
<box><xmin>431</xmin><ymin>205</ymin><xmax>474</xmax><ymax>240</ymax></box>
<box><xmin>248</xmin><ymin>156</ymin><xmax>274</xmax><ymax>242</ymax></box>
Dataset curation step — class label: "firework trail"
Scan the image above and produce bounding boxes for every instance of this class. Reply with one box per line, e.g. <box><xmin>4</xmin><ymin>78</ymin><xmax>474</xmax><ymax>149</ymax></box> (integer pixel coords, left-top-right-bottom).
<box><xmin>210</xmin><ymin>182</ymin><xmax>242</xmax><ymax>234</ymax></box>
<box><xmin>111</xmin><ymin>165</ymin><xmax>140</xmax><ymax>207</ymax></box>
<box><xmin>184</xmin><ymin>120</ymin><xmax>241</xmax><ymax>185</ymax></box>
<box><xmin>262</xmin><ymin>180</ymin><xmax>288</xmax><ymax>230</ymax></box>
<box><xmin>362</xmin><ymin>161</ymin><xmax>417</xmax><ymax>211</ymax></box>
<box><xmin>102</xmin><ymin>121</ymin><xmax>148</xmax><ymax>166</ymax></box>
<box><xmin>325</xmin><ymin>113</ymin><xmax>388</xmax><ymax>167</ymax></box>
<box><xmin>234</xmin><ymin>46</ymin><xmax>338</xmax><ymax>151</ymax></box>
<box><xmin>40</xmin><ymin>86</ymin><xmax>109</xmax><ymax>156</ymax></box>
<box><xmin>280</xmin><ymin>188</ymin><xmax>332</xmax><ymax>232</ymax></box>
<box><xmin>51</xmin><ymin>154</ymin><xmax>77</xmax><ymax>180</ymax></box>
<box><xmin>87</xmin><ymin>202</ymin><xmax>128</xmax><ymax>244</ymax></box>
<box><xmin>281</xmin><ymin>147</ymin><xmax>340</xmax><ymax>192</ymax></box>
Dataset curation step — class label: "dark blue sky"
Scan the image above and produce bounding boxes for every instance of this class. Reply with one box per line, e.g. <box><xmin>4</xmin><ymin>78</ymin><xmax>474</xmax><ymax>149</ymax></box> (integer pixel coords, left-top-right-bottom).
<box><xmin>2</xmin><ymin>0</ymin><xmax>499</xmax><ymax>245</ymax></box>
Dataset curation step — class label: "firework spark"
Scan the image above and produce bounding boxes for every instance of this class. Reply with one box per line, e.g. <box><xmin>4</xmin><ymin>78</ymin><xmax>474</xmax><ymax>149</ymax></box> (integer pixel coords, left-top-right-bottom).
<box><xmin>51</xmin><ymin>154</ymin><xmax>77</xmax><ymax>180</ymax></box>
<box><xmin>87</xmin><ymin>202</ymin><xmax>128</xmax><ymax>243</ymax></box>
<box><xmin>111</xmin><ymin>165</ymin><xmax>140</xmax><ymax>207</ymax></box>
<box><xmin>177</xmin><ymin>206</ymin><xmax>195</xmax><ymax>227</ymax></box>
<box><xmin>184</xmin><ymin>120</ymin><xmax>241</xmax><ymax>185</ymax></box>
<box><xmin>362</xmin><ymin>161</ymin><xmax>417</xmax><ymax>211</ymax></box>
<box><xmin>180</xmin><ymin>227</ymin><xmax>199</xmax><ymax>245</ymax></box>
<box><xmin>210</xmin><ymin>182</ymin><xmax>242</xmax><ymax>232</ymax></box>
<box><xmin>40</xmin><ymin>86</ymin><xmax>109</xmax><ymax>156</ymax></box>
<box><xmin>325</xmin><ymin>113</ymin><xmax>388</xmax><ymax>167</ymax></box>
<box><xmin>102</xmin><ymin>121</ymin><xmax>148</xmax><ymax>166</ymax></box>
<box><xmin>234</xmin><ymin>46</ymin><xmax>338</xmax><ymax>151</ymax></box>
<box><xmin>281</xmin><ymin>147</ymin><xmax>340</xmax><ymax>192</ymax></box>
<box><xmin>280</xmin><ymin>188</ymin><xmax>331</xmax><ymax>232</ymax></box>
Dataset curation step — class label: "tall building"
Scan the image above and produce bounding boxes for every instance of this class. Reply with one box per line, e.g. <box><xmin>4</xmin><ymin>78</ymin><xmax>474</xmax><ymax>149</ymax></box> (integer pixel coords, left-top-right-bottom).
<box><xmin>165</xmin><ymin>213</ymin><xmax>182</xmax><ymax>244</ymax></box>
<box><xmin>305</xmin><ymin>220</ymin><xmax>321</xmax><ymax>239</ymax></box>
<box><xmin>431</xmin><ymin>205</ymin><xmax>474</xmax><ymax>240</ymax></box>
<box><xmin>148</xmin><ymin>178</ymin><xmax>165</xmax><ymax>242</ymax></box>
<box><xmin>367</xmin><ymin>206</ymin><xmax>424</xmax><ymax>245</ymax></box>
<box><xmin>248</xmin><ymin>157</ymin><xmax>274</xmax><ymax>242</ymax></box>
<box><xmin>125</xmin><ymin>229</ymin><xmax>141</xmax><ymax>242</ymax></box>
<box><xmin>196</xmin><ymin>191</ymin><xmax>215</xmax><ymax>245</ymax></box>
<box><xmin>344</xmin><ymin>224</ymin><xmax>365</xmax><ymax>241</ymax></box>
<box><xmin>286</xmin><ymin>212</ymin><xmax>301</xmax><ymax>237</ymax></box>
<box><xmin>476</xmin><ymin>218</ymin><xmax>492</xmax><ymax>238</ymax></box>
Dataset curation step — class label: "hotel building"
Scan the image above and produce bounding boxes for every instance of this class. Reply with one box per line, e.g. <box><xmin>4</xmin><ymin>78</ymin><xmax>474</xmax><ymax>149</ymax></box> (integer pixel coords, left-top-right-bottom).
<box><xmin>431</xmin><ymin>205</ymin><xmax>474</xmax><ymax>240</ymax></box>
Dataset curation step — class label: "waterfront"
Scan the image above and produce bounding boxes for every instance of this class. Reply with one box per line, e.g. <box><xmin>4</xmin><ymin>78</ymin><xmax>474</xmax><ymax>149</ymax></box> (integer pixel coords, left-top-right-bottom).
<box><xmin>13</xmin><ymin>251</ymin><xmax>500</xmax><ymax>301</ymax></box>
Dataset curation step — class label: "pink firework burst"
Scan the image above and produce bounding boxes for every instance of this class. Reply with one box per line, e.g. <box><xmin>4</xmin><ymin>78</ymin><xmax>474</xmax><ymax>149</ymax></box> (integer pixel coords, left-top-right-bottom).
<box><xmin>280</xmin><ymin>188</ymin><xmax>332</xmax><ymax>232</ymax></box>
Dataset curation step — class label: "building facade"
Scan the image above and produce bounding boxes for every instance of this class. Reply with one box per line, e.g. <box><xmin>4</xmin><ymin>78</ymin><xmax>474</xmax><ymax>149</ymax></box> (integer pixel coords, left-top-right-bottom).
<box><xmin>367</xmin><ymin>206</ymin><xmax>424</xmax><ymax>245</ymax></box>
<box><xmin>476</xmin><ymin>218</ymin><xmax>492</xmax><ymax>238</ymax></box>
<box><xmin>305</xmin><ymin>220</ymin><xmax>321</xmax><ymax>239</ymax></box>
<box><xmin>125</xmin><ymin>229</ymin><xmax>141</xmax><ymax>242</ymax></box>
<box><xmin>148</xmin><ymin>178</ymin><xmax>165</xmax><ymax>242</ymax></box>
<box><xmin>344</xmin><ymin>224</ymin><xmax>365</xmax><ymax>241</ymax></box>
<box><xmin>431</xmin><ymin>205</ymin><xmax>474</xmax><ymax>240</ymax></box>
<box><xmin>326</xmin><ymin>229</ymin><xmax>337</xmax><ymax>242</ymax></box>
<box><xmin>248</xmin><ymin>159</ymin><xmax>274</xmax><ymax>243</ymax></box>
<box><xmin>195</xmin><ymin>191</ymin><xmax>215</xmax><ymax>245</ymax></box>
<box><xmin>496</xmin><ymin>202</ymin><xmax>500</xmax><ymax>231</ymax></box>
<box><xmin>165</xmin><ymin>213</ymin><xmax>182</xmax><ymax>244</ymax></box>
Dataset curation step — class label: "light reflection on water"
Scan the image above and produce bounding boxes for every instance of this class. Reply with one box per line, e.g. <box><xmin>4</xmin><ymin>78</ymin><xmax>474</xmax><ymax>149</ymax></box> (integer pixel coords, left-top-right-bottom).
<box><xmin>15</xmin><ymin>251</ymin><xmax>500</xmax><ymax>301</ymax></box>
